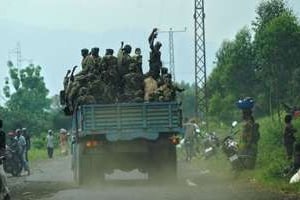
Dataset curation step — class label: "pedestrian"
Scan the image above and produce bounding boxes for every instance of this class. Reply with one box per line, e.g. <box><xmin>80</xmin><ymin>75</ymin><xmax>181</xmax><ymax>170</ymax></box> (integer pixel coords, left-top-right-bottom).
<box><xmin>22</xmin><ymin>128</ymin><xmax>31</xmax><ymax>162</ymax></box>
<box><xmin>0</xmin><ymin>119</ymin><xmax>11</xmax><ymax>200</ymax></box>
<box><xmin>283</xmin><ymin>114</ymin><xmax>297</xmax><ymax>160</ymax></box>
<box><xmin>59</xmin><ymin>129</ymin><xmax>68</xmax><ymax>156</ymax></box>
<box><xmin>15</xmin><ymin>129</ymin><xmax>30</xmax><ymax>175</ymax></box>
<box><xmin>46</xmin><ymin>130</ymin><xmax>54</xmax><ymax>159</ymax></box>
<box><xmin>237</xmin><ymin>97</ymin><xmax>259</xmax><ymax>169</ymax></box>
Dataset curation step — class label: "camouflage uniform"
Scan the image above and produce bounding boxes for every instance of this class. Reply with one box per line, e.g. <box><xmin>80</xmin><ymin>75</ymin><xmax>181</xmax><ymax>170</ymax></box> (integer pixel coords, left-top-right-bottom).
<box><xmin>122</xmin><ymin>64</ymin><xmax>144</xmax><ymax>102</ymax></box>
<box><xmin>76</xmin><ymin>87</ymin><xmax>96</xmax><ymax>107</ymax></box>
<box><xmin>100</xmin><ymin>49</ymin><xmax>119</xmax><ymax>102</ymax></box>
<box><xmin>89</xmin><ymin>79</ymin><xmax>106</xmax><ymax>103</ymax></box>
<box><xmin>156</xmin><ymin>74</ymin><xmax>184</xmax><ymax>102</ymax></box>
<box><xmin>132</xmin><ymin>48</ymin><xmax>143</xmax><ymax>75</ymax></box>
<box><xmin>117</xmin><ymin>44</ymin><xmax>132</xmax><ymax>77</ymax></box>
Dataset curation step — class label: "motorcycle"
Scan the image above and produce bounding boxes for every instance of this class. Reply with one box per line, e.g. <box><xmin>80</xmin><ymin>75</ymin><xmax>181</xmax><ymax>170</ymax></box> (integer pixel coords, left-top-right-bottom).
<box><xmin>4</xmin><ymin>144</ymin><xmax>22</xmax><ymax>177</ymax></box>
<box><xmin>221</xmin><ymin>121</ymin><xmax>249</xmax><ymax>172</ymax></box>
<box><xmin>202</xmin><ymin>132</ymin><xmax>220</xmax><ymax>159</ymax></box>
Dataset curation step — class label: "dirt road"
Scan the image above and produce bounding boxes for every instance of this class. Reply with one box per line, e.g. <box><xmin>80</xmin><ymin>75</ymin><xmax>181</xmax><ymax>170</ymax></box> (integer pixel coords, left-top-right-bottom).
<box><xmin>8</xmin><ymin>156</ymin><xmax>298</xmax><ymax>200</ymax></box>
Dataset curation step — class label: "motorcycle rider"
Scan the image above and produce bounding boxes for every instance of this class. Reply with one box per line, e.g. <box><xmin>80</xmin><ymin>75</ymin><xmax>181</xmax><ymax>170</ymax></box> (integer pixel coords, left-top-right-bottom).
<box><xmin>15</xmin><ymin>129</ymin><xmax>30</xmax><ymax>175</ymax></box>
<box><xmin>0</xmin><ymin>119</ymin><xmax>11</xmax><ymax>200</ymax></box>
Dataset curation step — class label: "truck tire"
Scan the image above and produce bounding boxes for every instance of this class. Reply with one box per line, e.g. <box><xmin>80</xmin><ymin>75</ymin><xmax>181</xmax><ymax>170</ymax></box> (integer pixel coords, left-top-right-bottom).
<box><xmin>75</xmin><ymin>143</ymin><xmax>105</xmax><ymax>185</ymax></box>
<box><xmin>148</xmin><ymin>137</ymin><xmax>177</xmax><ymax>182</ymax></box>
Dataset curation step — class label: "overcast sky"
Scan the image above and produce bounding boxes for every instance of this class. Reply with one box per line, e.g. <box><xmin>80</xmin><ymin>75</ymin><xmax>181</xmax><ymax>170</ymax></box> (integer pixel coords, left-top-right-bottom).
<box><xmin>1</xmin><ymin>0</ymin><xmax>300</xmax><ymax>101</ymax></box>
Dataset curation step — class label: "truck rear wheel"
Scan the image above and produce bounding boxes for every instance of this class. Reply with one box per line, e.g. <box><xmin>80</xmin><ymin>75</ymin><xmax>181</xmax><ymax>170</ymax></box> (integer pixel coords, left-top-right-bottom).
<box><xmin>148</xmin><ymin>137</ymin><xmax>177</xmax><ymax>182</ymax></box>
<box><xmin>75</xmin><ymin>143</ymin><xmax>105</xmax><ymax>185</ymax></box>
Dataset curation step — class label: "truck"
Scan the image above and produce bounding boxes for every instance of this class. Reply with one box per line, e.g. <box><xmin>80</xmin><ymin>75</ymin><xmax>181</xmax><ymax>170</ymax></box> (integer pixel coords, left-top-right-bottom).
<box><xmin>70</xmin><ymin>101</ymin><xmax>183</xmax><ymax>184</ymax></box>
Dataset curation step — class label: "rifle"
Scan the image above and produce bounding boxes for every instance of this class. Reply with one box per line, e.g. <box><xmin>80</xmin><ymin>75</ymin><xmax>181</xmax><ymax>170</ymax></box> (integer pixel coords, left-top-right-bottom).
<box><xmin>70</xmin><ymin>66</ymin><xmax>78</xmax><ymax>82</ymax></box>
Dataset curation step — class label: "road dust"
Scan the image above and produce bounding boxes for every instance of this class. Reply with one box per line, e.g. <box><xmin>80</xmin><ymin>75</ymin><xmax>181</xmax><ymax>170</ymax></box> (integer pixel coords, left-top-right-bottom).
<box><xmin>9</xmin><ymin>156</ymin><xmax>297</xmax><ymax>200</ymax></box>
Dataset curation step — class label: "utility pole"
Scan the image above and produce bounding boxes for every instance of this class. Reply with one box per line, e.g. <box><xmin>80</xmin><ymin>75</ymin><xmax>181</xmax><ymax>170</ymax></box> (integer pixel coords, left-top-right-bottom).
<box><xmin>8</xmin><ymin>42</ymin><xmax>33</xmax><ymax>67</ymax></box>
<box><xmin>159</xmin><ymin>28</ymin><xmax>187</xmax><ymax>82</ymax></box>
<box><xmin>194</xmin><ymin>0</ymin><xmax>208</xmax><ymax>128</ymax></box>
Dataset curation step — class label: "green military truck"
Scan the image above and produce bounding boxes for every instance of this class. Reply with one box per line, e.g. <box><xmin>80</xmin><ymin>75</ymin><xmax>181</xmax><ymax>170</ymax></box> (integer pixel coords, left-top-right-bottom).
<box><xmin>71</xmin><ymin>102</ymin><xmax>183</xmax><ymax>184</ymax></box>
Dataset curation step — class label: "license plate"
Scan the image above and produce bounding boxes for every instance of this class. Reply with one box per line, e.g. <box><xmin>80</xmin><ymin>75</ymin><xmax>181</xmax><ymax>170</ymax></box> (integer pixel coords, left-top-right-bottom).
<box><xmin>229</xmin><ymin>154</ymin><xmax>238</xmax><ymax>162</ymax></box>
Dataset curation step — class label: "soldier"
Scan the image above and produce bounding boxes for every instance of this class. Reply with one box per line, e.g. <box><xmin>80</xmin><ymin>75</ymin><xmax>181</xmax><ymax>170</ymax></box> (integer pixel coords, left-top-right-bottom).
<box><xmin>156</xmin><ymin>74</ymin><xmax>184</xmax><ymax>102</ymax></box>
<box><xmin>67</xmin><ymin>74</ymin><xmax>90</xmax><ymax>111</ymax></box>
<box><xmin>117</xmin><ymin>42</ymin><xmax>132</xmax><ymax>78</ymax></box>
<box><xmin>90</xmin><ymin>47</ymin><xmax>102</xmax><ymax>74</ymax></box>
<box><xmin>132</xmin><ymin>48</ymin><xmax>143</xmax><ymax>75</ymax></box>
<box><xmin>283</xmin><ymin>114</ymin><xmax>297</xmax><ymax>160</ymax></box>
<box><xmin>144</xmin><ymin>71</ymin><xmax>158</xmax><ymax>102</ymax></box>
<box><xmin>157</xmin><ymin>67</ymin><xmax>168</xmax><ymax>87</ymax></box>
<box><xmin>100</xmin><ymin>49</ymin><xmax>119</xmax><ymax>102</ymax></box>
<box><xmin>122</xmin><ymin>63</ymin><xmax>144</xmax><ymax>102</ymax></box>
<box><xmin>148</xmin><ymin>28</ymin><xmax>162</xmax><ymax>80</ymax></box>
<box><xmin>80</xmin><ymin>48</ymin><xmax>89</xmax><ymax>70</ymax></box>
<box><xmin>89</xmin><ymin>79</ymin><xmax>106</xmax><ymax>103</ymax></box>
<box><xmin>76</xmin><ymin>87</ymin><xmax>96</xmax><ymax>107</ymax></box>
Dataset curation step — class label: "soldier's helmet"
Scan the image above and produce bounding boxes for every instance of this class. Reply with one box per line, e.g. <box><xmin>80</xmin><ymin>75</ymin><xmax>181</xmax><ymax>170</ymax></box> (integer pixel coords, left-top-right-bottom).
<box><xmin>91</xmin><ymin>47</ymin><xmax>100</xmax><ymax>56</ymax></box>
<box><xmin>123</xmin><ymin>44</ymin><xmax>132</xmax><ymax>54</ymax></box>
<box><xmin>105</xmin><ymin>49</ymin><xmax>114</xmax><ymax>56</ymax></box>
<box><xmin>81</xmin><ymin>48</ymin><xmax>89</xmax><ymax>57</ymax></box>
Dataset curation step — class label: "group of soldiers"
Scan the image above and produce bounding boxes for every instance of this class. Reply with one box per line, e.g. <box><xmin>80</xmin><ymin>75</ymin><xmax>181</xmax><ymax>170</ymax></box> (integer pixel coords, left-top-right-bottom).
<box><xmin>61</xmin><ymin>28</ymin><xmax>184</xmax><ymax>114</ymax></box>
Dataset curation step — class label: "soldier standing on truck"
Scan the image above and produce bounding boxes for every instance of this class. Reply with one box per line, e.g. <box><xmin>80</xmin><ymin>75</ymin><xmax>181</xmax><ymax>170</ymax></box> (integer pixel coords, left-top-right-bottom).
<box><xmin>118</xmin><ymin>42</ymin><xmax>132</xmax><ymax>78</ymax></box>
<box><xmin>148</xmin><ymin>28</ymin><xmax>162</xmax><ymax>80</ymax></box>
<box><xmin>101</xmin><ymin>49</ymin><xmax>119</xmax><ymax>102</ymax></box>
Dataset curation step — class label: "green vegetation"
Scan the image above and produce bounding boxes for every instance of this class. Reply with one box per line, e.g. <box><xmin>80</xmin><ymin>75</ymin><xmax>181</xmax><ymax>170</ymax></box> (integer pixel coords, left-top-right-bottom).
<box><xmin>0</xmin><ymin>62</ymin><xmax>70</xmax><ymax>134</ymax></box>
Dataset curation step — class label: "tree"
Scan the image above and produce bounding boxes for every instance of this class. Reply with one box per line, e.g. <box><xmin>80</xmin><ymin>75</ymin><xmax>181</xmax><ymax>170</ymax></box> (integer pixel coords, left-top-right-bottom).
<box><xmin>207</xmin><ymin>28</ymin><xmax>256</xmax><ymax>122</ymax></box>
<box><xmin>253</xmin><ymin>2</ymin><xmax>300</xmax><ymax>117</ymax></box>
<box><xmin>3</xmin><ymin>62</ymin><xmax>52</xmax><ymax>134</ymax></box>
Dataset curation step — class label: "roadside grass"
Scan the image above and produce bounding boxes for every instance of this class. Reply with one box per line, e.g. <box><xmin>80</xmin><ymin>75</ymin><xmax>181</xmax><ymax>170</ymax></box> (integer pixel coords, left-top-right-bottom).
<box><xmin>186</xmin><ymin>116</ymin><xmax>300</xmax><ymax>193</ymax></box>
<box><xmin>28</xmin><ymin>148</ymin><xmax>60</xmax><ymax>162</ymax></box>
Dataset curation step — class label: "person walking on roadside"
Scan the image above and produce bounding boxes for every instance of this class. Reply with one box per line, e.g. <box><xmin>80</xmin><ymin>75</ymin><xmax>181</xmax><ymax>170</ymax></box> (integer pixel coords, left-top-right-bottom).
<box><xmin>46</xmin><ymin>130</ymin><xmax>54</xmax><ymax>159</ymax></box>
<box><xmin>283</xmin><ymin>114</ymin><xmax>297</xmax><ymax>160</ymax></box>
<box><xmin>22</xmin><ymin>128</ymin><xmax>31</xmax><ymax>162</ymax></box>
<box><xmin>15</xmin><ymin>129</ymin><xmax>30</xmax><ymax>175</ymax></box>
<box><xmin>0</xmin><ymin>119</ymin><xmax>11</xmax><ymax>200</ymax></box>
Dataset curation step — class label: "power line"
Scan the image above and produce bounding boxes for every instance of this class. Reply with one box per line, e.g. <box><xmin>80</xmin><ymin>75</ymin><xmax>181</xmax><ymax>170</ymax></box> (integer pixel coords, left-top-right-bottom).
<box><xmin>159</xmin><ymin>27</ymin><xmax>187</xmax><ymax>82</ymax></box>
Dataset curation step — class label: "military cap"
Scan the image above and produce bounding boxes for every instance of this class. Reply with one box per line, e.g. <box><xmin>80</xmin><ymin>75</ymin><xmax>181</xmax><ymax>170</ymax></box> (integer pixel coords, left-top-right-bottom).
<box><xmin>81</xmin><ymin>48</ymin><xmax>89</xmax><ymax>54</ymax></box>
<box><xmin>123</xmin><ymin>44</ymin><xmax>132</xmax><ymax>54</ymax></box>
<box><xmin>105</xmin><ymin>49</ymin><xmax>114</xmax><ymax>56</ymax></box>
<box><xmin>91</xmin><ymin>47</ymin><xmax>100</xmax><ymax>55</ymax></box>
